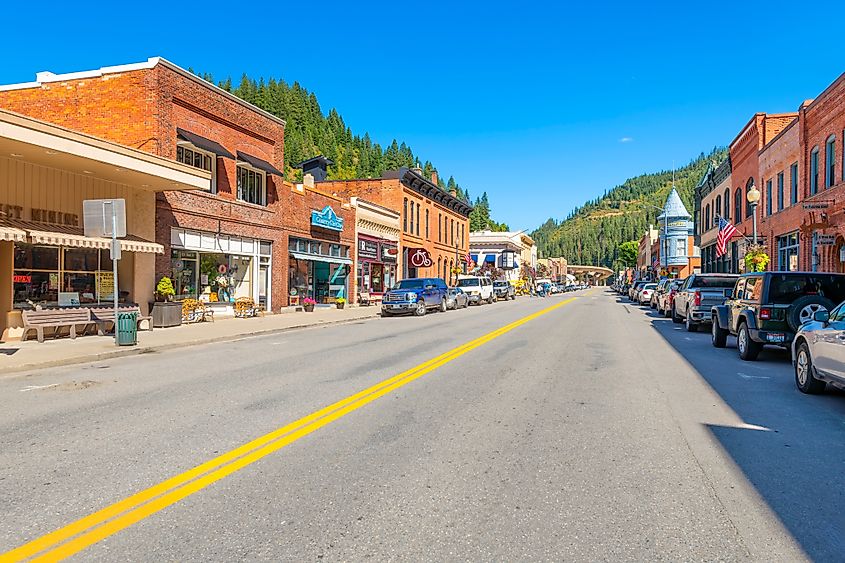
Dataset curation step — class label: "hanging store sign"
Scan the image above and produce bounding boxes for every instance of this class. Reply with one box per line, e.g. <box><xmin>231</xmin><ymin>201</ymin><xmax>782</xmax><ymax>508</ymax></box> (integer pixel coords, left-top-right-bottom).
<box><xmin>816</xmin><ymin>234</ymin><xmax>836</xmax><ymax>245</ymax></box>
<box><xmin>408</xmin><ymin>247</ymin><xmax>432</xmax><ymax>268</ymax></box>
<box><xmin>381</xmin><ymin>243</ymin><xmax>398</xmax><ymax>263</ymax></box>
<box><xmin>358</xmin><ymin>238</ymin><xmax>378</xmax><ymax>259</ymax></box>
<box><xmin>803</xmin><ymin>201</ymin><xmax>831</xmax><ymax>209</ymax></box>
<box><xmin>311</xmin><ymin>206</ymin><xmax>344</xmax><ymax>231</ymax></box>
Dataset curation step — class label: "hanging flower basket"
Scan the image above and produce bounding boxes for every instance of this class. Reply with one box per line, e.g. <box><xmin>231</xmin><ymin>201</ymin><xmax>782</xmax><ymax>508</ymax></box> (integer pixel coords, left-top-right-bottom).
<box><xmin>744</xmin><ymin>244</ymin><xmax>770</xmax><ymax>272</ymax></box>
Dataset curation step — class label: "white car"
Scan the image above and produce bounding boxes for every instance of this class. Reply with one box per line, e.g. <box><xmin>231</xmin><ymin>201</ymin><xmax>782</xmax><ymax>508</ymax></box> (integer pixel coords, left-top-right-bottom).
<box><xmin>456</xmin><ymin>275</ymin><xmax>494</xmax><ymax>305</ymax></box>
<box><xmin>638</xmin><ymin>283</ymin><xmax>657</xmax><ymax>305</ymax></box>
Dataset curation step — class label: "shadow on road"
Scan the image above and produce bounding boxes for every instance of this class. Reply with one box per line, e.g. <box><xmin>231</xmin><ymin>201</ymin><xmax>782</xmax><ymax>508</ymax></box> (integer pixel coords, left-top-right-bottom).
<box><xmin>634</xmin><ymin>296</ymin><xmax>845</xmax><ymax>561</ymax></box>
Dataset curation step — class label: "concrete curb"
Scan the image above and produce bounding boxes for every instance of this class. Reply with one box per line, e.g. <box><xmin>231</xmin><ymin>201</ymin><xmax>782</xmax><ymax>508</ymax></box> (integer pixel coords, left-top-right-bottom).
<box><xmin>1</xmin><ymin>311</ymin><xmax>380</xmax><ymax>378</ymax></box>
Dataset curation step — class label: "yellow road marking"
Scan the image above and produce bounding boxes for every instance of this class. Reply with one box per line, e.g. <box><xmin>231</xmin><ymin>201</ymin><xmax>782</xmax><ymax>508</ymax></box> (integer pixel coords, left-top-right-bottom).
<box><xmin>3</xmin><ymin>297</ymin><xmax>576</xmax><ymax>562</ymax></box>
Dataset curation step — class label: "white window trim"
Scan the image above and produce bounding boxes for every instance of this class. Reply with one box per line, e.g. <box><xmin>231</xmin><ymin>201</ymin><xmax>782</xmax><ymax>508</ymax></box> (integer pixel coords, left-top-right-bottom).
<box><xmin>236</xmin><ymin>162</ymin><xmax>267</xmax><ymax>206</ymax></box>
<box><xmin>177</xmin><ymin>141</ymin><xmax>217</xmax><ymax>193</ymax></box>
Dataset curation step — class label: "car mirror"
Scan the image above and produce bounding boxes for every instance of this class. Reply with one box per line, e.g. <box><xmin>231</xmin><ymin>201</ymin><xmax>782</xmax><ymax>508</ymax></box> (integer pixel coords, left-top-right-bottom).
<box><xmin>814</xmin><ymin>310</ymin><xmax>830</xmax><ymax>324</ymax></box>
<box><xmin>724</xmin><ymin>289</ymin><xmax>733</xmax><ymax>298</ymax></box>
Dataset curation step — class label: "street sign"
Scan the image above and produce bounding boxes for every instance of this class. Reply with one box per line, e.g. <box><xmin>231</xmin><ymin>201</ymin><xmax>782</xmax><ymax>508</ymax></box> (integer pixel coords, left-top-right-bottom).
<box><xmin>83</xmin><ymin>199</ymin><xmax>126</xmax><ymax>238</ymax></box>
<box><xmin>816</xmin><ymin>234</ymin><xmax>836</xmax><ymax>245</ymax></box>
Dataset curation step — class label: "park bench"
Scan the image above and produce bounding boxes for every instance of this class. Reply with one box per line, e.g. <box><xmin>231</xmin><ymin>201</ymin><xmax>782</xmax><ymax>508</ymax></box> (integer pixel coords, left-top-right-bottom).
<box><xmin>21</xmin><ymin>308</ymin><xmax>97</xmax><ymax>343</ymax></box>
<box><xmin>89</xmin><ymin>306</ymin><xmax>153</xmax><ymax>335</ymax></box>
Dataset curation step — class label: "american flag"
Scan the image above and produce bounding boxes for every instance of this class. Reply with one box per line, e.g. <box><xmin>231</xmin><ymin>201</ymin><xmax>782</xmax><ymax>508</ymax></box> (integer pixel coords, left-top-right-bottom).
<box><xmin>716</xmin><ymin>216</ymin><xmax>739</xmax><ymax>257</ymax></box>
<box><xmin>465</xmin><ymin>253</ymin><xmax>473</xmax><ymax>267</ymax></box>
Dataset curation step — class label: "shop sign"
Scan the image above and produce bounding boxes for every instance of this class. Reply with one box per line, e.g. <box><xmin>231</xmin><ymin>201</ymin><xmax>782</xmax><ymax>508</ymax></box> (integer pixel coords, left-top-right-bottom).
<box><xmin>381</xmin><ymin>243</ymin><xmax>398</xmax><ymax>263</ymax></box>
<box><xmin>408</xmin><ymin>247</ymin><xmax>432</xmax><ymax>268</ymax></box>
<box><xmin>803</xmin><ymin>201</ymin><xmax>831</xmax><ymax>209</ymax></box>
<box><xmin>97</xmin><ymin>271</ymin><xmax>116</xmax><ymax>301</ymax></box>
<box><xmin>816</xmin><ymin>234</ymin><xmax>836</xmax><ymax>245</ymax></box>
<box><xmin>311</xmin><ymin>206</ymin><xmax>344</xmax><ymax>231</ymax></box>
<box><xmin>13</xmin><ymin>274</ymin><xmax>31</xmax><ymax>283</ymax></box>
<box><xmin>359</xmin><ymin>238</ymin><xmax>378</xmax><ymax>259</ymax></box>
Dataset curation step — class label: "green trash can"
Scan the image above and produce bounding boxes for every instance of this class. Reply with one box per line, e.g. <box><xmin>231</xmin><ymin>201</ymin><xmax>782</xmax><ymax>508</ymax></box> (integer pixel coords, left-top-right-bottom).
<box><xmin>116</xmin><ymin>311</ymin><xmax>138</xmax><ymax>346</ymax></box>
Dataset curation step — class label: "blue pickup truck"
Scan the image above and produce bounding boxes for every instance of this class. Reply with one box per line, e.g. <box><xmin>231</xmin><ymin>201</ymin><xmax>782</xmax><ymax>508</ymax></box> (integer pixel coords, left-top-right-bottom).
<box><xmin>381</xmin><ymin>277</ymin><xmax>449</xmax><ymax>316</ymax></box>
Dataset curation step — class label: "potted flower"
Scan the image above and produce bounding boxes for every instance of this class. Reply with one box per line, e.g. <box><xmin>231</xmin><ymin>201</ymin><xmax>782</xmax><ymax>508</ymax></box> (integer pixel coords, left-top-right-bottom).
<box><xmin>151</xmin><ymin>276</ymin><xmax>182</xmax><ymax>328</ymax></box>
<box><xmin>336</xmin><ymin>296</ymin><xmax>346</xmax><ymax>310</ymax></box>
<box><xmin>744</xmin><ymin>244</ymin><xmax>770</xmax><ymax>273</ymax></box>
<box><xmin>302</xmin><ymin>297</ymin><xmax>316</xmax><ymax>312</ymax></box>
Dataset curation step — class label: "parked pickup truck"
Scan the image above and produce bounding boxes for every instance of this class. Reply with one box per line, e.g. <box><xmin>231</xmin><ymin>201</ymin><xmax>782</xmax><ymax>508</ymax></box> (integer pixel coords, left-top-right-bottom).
<box><xmin>712</xmin><ymin>272</ymin><xmax>845</xmax><ymax>360</ymax></box>
<box><xmin>672</xmin><ymin>273</ymin><xmax>738</xmax><ymax>332</ymax></box>
<box><xmin>381</xmin><ymin>277</ymin><xmax>449</xmax><ymax>317</ymax></box>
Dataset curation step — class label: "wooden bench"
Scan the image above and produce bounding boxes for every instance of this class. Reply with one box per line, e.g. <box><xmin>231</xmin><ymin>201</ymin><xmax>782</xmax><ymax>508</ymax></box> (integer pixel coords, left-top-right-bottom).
<box><xmin>22</xmin><ymin>309</ymin><xmax>97</xmax><ymax>343</ymax></box>
<box><xmin>89</xmin><ymin>306</ymin><xmax>153</xmax><ymax>335</ymax></box>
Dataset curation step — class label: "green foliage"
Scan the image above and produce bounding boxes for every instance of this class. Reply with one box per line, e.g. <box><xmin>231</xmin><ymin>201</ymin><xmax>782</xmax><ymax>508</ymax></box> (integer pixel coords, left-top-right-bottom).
<box><xmin>156</xmin><ymin>276</ymin><xmax>175</xmax><ymax>300</ymax></box>
<box><xmin>618</xmin><ymin>241</ymin><xmax>639</xmax><ymax>267</ymax></box>
<box><xmin>744</xmin><ymin>245</ymin><xmax>770</xmax><ymax>272</ymax></box>
<box><xmin>532</xmin><ymin>148</ymin><xmax>727</xmax><ymax>268</ymax></box>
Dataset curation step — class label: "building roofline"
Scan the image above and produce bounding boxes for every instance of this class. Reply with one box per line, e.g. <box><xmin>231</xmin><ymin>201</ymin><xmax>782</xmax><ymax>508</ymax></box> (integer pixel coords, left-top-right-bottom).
<box><xmin>0</xmin><ymin>57</ymin><xmax>287</xmax><ymax>128</ymax></box>
<box><xmin>805</xmin><ymin>72</ymin><xmax>845</xmax><ymax>112</ymax></box>
<box><xmin>759</xmin><ymin>116</ymin><xmax>798</xmax><ymax>155</ymax></box>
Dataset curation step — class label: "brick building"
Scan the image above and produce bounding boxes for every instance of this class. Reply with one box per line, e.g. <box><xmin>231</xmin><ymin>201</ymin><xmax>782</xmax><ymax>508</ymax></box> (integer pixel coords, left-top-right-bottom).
<box><xmin>0</xmin><ymin>57</ymin><xmax>356</xmax><ymax>311</ymax></box>
<box><xmin>314</xmin><ymin>164</ymin><xmax>471</xmax><ymax>285</ymax></box>
<box><xmin>696</xmin><ymin>158</ymin><xmax>733</xmax><ymax>272</ymax></box>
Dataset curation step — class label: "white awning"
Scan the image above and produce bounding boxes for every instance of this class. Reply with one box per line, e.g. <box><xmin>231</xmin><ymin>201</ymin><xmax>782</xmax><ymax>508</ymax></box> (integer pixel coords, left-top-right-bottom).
<box><xmin>290</xmin><ymin>251</ymin><xmax>352</xmax><ymax>265</ymax></box>
<box><xmin>4</xmin><ymin>220</ymin><xmax>164</xmax><ymax>254</ymax></box>
<box><xmin>0</xmin><ymin>225</ymin><xmax>27</xmax><ymax>242</ymax></box>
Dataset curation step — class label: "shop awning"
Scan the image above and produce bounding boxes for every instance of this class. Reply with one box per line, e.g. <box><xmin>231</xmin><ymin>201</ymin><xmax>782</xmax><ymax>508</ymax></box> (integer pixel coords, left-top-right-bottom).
<box><xmin>237</xmin><ymin>151</ymin><xmax>284</xmax><ymax>177</ymax></box>
<box><xmin>0</xmin><ymin>225</ymin><xmax>27</xmax><ymax>242</ymax></box>
<box><xmin>2</xmin><ymin>220</ymin><xmax>164</xmax><ymax>254</ymax></box>
<box><xmin>290</xmin><ymin>251</ymin><xmax>352</xmax><ymax>265</ymax></box>
<box><xmin>177</xmin><ymin>128</ymin><xmax>235</xmax><ymax>159</ymax></box>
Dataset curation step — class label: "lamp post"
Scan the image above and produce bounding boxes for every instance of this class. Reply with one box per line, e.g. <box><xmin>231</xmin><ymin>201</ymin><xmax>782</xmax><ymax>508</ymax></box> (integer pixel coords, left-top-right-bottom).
<box><xmin>746</xmin><ymin>184</ymin><xmax>761</xmax><ymax>245</ymax></box>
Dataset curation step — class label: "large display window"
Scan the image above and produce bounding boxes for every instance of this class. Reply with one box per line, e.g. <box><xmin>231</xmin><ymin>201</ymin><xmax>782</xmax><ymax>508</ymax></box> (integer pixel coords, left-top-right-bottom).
<box><xmin>12</xmin><ymin>243</ymin><xmax>116</xmax><ymax>308</ymax></box>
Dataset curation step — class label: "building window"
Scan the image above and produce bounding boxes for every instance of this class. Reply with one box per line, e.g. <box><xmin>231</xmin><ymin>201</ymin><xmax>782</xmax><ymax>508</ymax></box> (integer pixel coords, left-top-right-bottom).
<box><xmin>777</xmin><ymin>172</ymin><xmax>784</xmax><ymax>211</ymax></box>
<box><xmin>811</xmin><ymin>147</ymin><xmax>819</xmax><ymax>195</ymax></box>
<box><xmin>236</xmin><ymin>165</ymin><xmax>266</xmax><ymax>206</ymax></box>
<box><xmin>409</xmin><ymin>200</ymin><xmax>414</xmax><ymax>234</ymax></box>
<box><xmin>745</xmin><ymin>178</ymin><xmax>755</xmax><ymax>218</ymax></box>
<box><xmin>723</xmin><ymin>188</ymin><xmax>731</xmax><ymax>220</ymax></box>
<box><xmin>416</xmin><ymin>203</ymin><xmax>421</xmax><ymax>236</ymax></box>
<box><xmin>177</xmin><ymin>144</ymin><xmax>215</xmax><ymax>192</ymax></box>
<box><xmin>735</xmin><ymin>188</ymin><xmax>742</xmax><ymax>223</ymax></box>
<box><xmin>403</xmin><ymin>198</ymin><xmax>408</xmax><ymax>232</ymax></box>
<box><xmin>778</xmin><ymin>232</ymin><xmax>800</xmax><ymax>271</ymax></box>
<box><xmin>425</xmin><ymin>209</ymin><xmax>429</xmax><ymax>239</ymax></box>
<box><xmin>705</xmin><ymin>204</ymin><xmax>711</xmax><ymax>231</ymax></box>
<box><xmin>790</xmin><ymin>163</ymin><xmax>798</xmax><ymax>204</ymax></box>
<box><xmin>675</xmin><ymin>238</ymin><xmax>686</xmax><ymax>257</ymax></box>
<box><xmin>451</xmin><ymin>219</ymin><xmax>455</xmax><ymax>246</ymax></box>
<box><xmin>438</xmin><ymin>213</ymin><xmax>442</xmax><ymax>242</ymax></box>
<box><xmin>715</xmin><ymin>195</ymin><xmax>721</xmax><ymax>220</ymax></box>
<box><xmin>826</xmin><ymin>135</ymin><xmax>836</xmax><ymax>188</ymax></box>
<box><xmin>765</xmin><ymin>179</ymin><xmax>772</xmax><ymax>216</ymax></box>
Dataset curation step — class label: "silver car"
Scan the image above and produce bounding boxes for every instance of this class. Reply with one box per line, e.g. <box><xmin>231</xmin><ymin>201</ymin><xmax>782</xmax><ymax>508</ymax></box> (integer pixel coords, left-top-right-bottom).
<box><xmin>792</xmin><ymin>302</ymin><xmax>845</xmax><ymax>394</ymax></box>
<box><xmin>446</xmin><ymin>287</ymin><xmax>469</xmax><ymax>310</ymax></box>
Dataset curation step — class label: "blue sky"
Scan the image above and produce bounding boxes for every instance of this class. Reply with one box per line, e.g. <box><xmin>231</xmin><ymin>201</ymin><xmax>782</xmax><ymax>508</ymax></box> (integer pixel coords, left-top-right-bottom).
<box><xmin>2</xmin><ymin>1</ymin><xmax>843</xmax><ymax>231</ymax></box>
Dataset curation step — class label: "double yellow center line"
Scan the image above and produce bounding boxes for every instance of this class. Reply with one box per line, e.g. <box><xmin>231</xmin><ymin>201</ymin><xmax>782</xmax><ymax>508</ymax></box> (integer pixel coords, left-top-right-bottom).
<box><xmin>2</xmin><ymin>297</ymin><xmax>576</xmax><ymax>562</ymax></box>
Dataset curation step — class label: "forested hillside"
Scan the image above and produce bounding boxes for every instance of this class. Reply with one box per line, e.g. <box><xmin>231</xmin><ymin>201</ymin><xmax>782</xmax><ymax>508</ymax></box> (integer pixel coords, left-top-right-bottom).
<box><xmin>532</xmin><ymin>148</ymin><xmax>726</xmax><ymax>268</ymax></box>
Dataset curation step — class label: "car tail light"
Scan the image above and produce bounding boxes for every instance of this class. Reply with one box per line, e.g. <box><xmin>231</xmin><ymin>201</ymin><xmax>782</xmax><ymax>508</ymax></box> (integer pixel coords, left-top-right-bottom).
<box><xmin>694</xmin><ymin>290</ymin><xmax>701</xmax><ymax>306</ymax></box>
<box><xmin>759</xmin><ymin>308</ymin><xmax>771</xmax><ymax>320</ymax></box>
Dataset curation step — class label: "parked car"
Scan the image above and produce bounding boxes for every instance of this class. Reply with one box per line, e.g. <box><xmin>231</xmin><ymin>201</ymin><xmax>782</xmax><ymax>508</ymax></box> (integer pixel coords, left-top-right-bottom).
<box><xmin>712</xmin><ymin>272</ymin><xmax>845</xmax><ymax>360</ymax></box>
<box><xmin>457</xmin><ymin>275</ymin><xmax>494</xmax><ymax>305</ymax></box>
<box><xmin>672</xmin><ymin>273</ymin><xmax>739</xmax><ymax>331</ymax></box>
<box><xmin>445</xmin><ymin>287</ymin><xmax>469</xmax><ymax>310</ymax></box>
<box><xmin>792</xmin><ymin>302</ymin><xmax>845</xmax><ymax>394</ymax></box>
<box><xmin>381</xmin><ymin>277</ymin><xmax>449</xmax><ymax>316</ymax></box>
<box><xmin>629</xmin><ymin>281</ymin><xmax>647</xmax><ymax>301</ymax></box>
<box><xmin>658</xmin><ymin>279</ymin><xmax>683</xmax><ymax>317</ymax></box>
<box><xmin>493</xmin><ymin>280</ymin><xmax>516</xmax><ymax>301</ymax></box>
<box><xmin>638</xmin><ymin>283</ymin><xmax>657</xmax><ymax>305</ymax></box>
<box><xmin>650</xmin><ymin>279</ymin><xmax>670</xmax><ymax>309</ymax></box>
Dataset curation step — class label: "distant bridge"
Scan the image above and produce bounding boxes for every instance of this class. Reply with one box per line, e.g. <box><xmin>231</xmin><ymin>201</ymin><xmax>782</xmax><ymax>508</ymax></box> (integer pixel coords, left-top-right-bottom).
<box><xmin>566</xmin><ymin>265</ymin><xmax>614</xmax><ymax>283</ymax></box>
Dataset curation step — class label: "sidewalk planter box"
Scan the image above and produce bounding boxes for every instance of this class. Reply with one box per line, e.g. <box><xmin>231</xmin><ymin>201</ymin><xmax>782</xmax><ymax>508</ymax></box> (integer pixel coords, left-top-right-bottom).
<box><xmin>303</xmin><ymin>304</ymin><xmax>315</xmax><ymax>312</ymax></box>
<box><xmin>150</xmin><ymin>302</ymin><xmax>182</xmax><ymax>328</ymax></box>
<box><xmin>336</xmin><ymin>302</ymin><xmax>345</xmax><ymax>310</ymax></box>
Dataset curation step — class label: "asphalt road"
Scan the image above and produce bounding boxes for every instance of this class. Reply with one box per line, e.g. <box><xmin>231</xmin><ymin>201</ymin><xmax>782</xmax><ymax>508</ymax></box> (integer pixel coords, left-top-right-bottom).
<box><xmin>1</xmin><ymin>289</ymin><xmax>843</xmax><ymax>561</ymax></box>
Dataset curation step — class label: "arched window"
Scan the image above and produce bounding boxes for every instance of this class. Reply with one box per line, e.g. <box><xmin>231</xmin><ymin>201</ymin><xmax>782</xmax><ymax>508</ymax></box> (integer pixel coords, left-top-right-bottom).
<box><xmin>745</xmin><ymin>178</ymin><xmax>755</xmax><ymax>219</ymax></box>
<box><xmin>715</xmin><ymin>195</ymin><xmax>722</xmax><ymax>220</ymax></box>
<box><xmin>705</xmin><ymin>204</ymin><xmax>711</xmax><ymax>231</ymax></box>
<box><xmin>724</xmin><ymin>188</ymin><xmax>731</xmax><ymax>220</ymax></box>
<box><xmin>811</xmin><ymin>146</ymin><xmax>820</xmax><ymax>195</ymax></box>
<box><xmin>734</xmin><ymin>189</ymin><xmax>742</xmax><ymax>223</ymax></box>
<box><xmin>403</xmin><ymin>198</ymin><xmax>408</xmax><ymax>232</ymax></box>
<box><xmin>826</xmin><ymin>135</ymin><xmax>836</xmax><ymax>188</ymax></box>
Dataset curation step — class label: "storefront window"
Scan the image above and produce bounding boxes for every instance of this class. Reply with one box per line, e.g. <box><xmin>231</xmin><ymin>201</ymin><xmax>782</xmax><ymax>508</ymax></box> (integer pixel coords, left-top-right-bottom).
<box><xmin>778</xmin><ymin>233</ymin><xmax>800</xmax><ymax>271</ymax></box>
<box><xmin>171</xmin><ymin>250</ymin><xmax>254</xmax><ymax>303</ymax></box>
<box><xmin>12</xmin><ymin>243</ymin><xmax>115</xmax><ymax>309</ymax></box>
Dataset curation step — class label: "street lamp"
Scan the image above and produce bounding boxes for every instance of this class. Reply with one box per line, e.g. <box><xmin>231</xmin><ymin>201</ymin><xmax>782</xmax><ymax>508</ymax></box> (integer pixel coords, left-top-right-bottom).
<box><xmin>746</xmin><ymin>184</ymin><xmax>761</xmax><ymax>245</ymax></box>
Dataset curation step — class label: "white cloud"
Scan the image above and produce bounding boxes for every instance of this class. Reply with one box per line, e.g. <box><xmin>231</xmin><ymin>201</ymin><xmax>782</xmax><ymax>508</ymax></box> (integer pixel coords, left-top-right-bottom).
<box><xmin>619</xmin><ymin>137</ymin><xmax>634</xmax><ymax>143</ymax></box>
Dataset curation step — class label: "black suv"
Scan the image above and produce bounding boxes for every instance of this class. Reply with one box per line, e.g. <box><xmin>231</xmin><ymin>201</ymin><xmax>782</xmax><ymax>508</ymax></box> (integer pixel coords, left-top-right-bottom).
<box><xmin>711</xmin><ymin>272</ymin><xmax>845</xmax><ymax>360</ymax></box>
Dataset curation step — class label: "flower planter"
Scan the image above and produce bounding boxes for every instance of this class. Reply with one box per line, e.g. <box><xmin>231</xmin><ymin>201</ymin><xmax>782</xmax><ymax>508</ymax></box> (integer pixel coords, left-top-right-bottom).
<box><xmin>336</xmin><ymin>302</ymin><xmax>345</xmax><ymax>310</ymax></box>
<box><xmin>150</xmin><ymin>301</ymin><xmax>182</xmax><ymax>328</ymax></box>
<box><xmin>303</xmin><ymin>304</ymin><xmax>315</xmax><ymax>312</ymax></box>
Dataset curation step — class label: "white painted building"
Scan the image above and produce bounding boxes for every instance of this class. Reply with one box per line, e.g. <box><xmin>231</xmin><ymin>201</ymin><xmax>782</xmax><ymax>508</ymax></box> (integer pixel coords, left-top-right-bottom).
<box><xmin>469</xmin><ymin>230</ymin><xmax>536</xmax><ymax>281</ymax></box>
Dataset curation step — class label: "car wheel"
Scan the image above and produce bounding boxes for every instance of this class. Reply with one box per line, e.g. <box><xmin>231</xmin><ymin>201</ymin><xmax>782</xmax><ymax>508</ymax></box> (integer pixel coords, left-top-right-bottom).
<box><xmin>788</xmin><ymin>296</ymin><xmax>836</xmax><ymax>332</ymax></box>
<box><xmin>672</xmin><ymin>305</ymin><xmax>683</xmax><ymax>324</ymax></box>
<box><xmin>685</xmin><ymin>308</ymin><xmax>697</xmax><ymax>332</ymax></box>
<box><xmin>795</xmin><ymin>340</ymin><xmax>826</xmax><ymax>394</ymax></box>
<box><xmin>439</xmin><ymin>298</ymin><xmax>447</xmax><ymax>313</ymax></box>
<box><xmin>711</xmin><ymin>319</ymin><xmax>728</xmax><ymax>348</ymax></box>
<box><xmin>737</xmin><ymin>323</ymin><xmax>761</xmax><ymax>361</ymax></box>
<box><xmin>380</xmin><ymin>310</ymin><xmax>392</xmax><ymax>317</ymax></box>
<box><xmin>414</xmin><ymin>301</ymin><xmax>426</xmax><ymax>316</ymax></box>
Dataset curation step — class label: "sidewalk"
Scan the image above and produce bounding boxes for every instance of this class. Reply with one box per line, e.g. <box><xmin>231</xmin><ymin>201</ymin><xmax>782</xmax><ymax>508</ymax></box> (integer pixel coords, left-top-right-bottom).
<box><xmin>0</xmin><ymin>306</ymin><xmax>380</xmax><ymax>376</ymax></box>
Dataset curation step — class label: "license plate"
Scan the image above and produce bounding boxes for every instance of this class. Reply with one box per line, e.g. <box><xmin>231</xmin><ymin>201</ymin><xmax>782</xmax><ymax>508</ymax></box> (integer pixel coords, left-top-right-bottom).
<box><xmin>391</xmin><ymin>304</ymin><xmax>403</xmax><ymax>309</ymax></box>
<box><xmin>767</xmin><ymin>333</ymin><xmax>785</xmax><ymax>343</ymax></box>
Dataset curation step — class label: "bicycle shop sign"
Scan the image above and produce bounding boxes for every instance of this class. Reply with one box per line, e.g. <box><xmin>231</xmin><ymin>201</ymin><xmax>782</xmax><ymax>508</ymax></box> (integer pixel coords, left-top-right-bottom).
<box><xmin>408</xmin><ymin>247</ymin><xmax>432</xmax><ymax>268</ymax></box>
<box><xmin>311</xmin><ymin>205</ymin><xmax>344</xmax><ymax>231</ymax></box>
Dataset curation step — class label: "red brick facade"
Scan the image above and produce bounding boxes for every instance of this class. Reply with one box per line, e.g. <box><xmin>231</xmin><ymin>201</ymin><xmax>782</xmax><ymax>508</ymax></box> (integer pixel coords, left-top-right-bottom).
<box><xmin>0</xmin><ymin>59</ymin><xmax>356</xmax><ymax>309</ymax></box>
